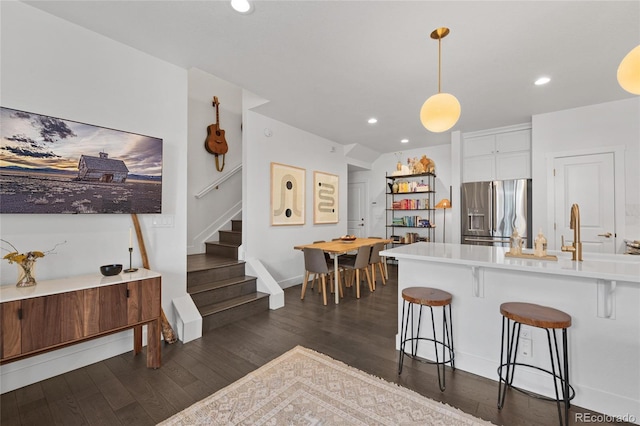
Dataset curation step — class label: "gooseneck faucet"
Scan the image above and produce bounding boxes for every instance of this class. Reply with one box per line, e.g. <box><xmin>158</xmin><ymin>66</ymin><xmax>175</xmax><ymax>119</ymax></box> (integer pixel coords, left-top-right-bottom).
<box><xmin>561</xmin><ymin>203</ymin><xmax>583</xmax><ymax>261</ymax></box>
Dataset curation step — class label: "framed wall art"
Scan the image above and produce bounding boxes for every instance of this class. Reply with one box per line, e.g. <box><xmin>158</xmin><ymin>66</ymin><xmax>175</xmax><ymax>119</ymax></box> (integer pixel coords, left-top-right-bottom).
<box><xmin>313</xmin><ymin>171</ymin><xmax>338</xmax><ymax>224</ymax></box>
<box><xmin>271</xmin><ymin>162</ymin><xmax>305</xmax><ymax>226</ymax></box>
<box><xmin>0</xmin><ymin>107</ymin><xmax>163</xmax><ymax>214</ymax></box>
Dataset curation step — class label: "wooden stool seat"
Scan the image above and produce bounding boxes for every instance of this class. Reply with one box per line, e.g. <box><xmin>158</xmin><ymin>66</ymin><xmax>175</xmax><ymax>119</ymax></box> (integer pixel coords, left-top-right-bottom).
<box><xmin>500</xmin><ymin>302</ymin><xmax>571</xmax><ymax>329</ymax></box>
<box><xmin>402</xmin><ymin>287</ymin><xmax>452</xmax><ymax>307</ymax></box>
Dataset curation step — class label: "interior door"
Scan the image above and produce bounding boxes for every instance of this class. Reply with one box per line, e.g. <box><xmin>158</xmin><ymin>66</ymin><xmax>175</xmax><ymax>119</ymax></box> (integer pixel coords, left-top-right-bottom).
<box><xmin>553</xmin><ymin>153</ymin><xmax>615</xmax><ymax>253</ymax></box>
<box><xmin>347</xmin><ymin>182</ymin><xmax>367</xmax><ymax>237</ymax></box>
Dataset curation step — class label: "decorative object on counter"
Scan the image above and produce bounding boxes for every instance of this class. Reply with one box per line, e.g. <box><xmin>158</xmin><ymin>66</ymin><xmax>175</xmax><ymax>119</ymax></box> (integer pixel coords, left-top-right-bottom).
<box><xmin>1</xmin><ymin>239</ymin><xmax>65</xmax><ymax>287</ymax></box>
<box><xmin>624</xmin><ymin>239</ymin><xmax>640</xmax><ymax>255</ymax></box>
<box><xmin>534</xmin><ymin>229</ymin><xmax>548</xmax><ymax>257</ymax></box>
<box><xmin>131</xmin><ymin>213</ymin><xmax>178</xmax><ymax>344</ymax></box>
<box><xmin>509</xmin><ymin>229</ymin><xmax>523</xmax><ymax>255</ymax></box>
<box><xmin>124</xmin><ymin>228</ymin><xmax>138</xmax><ymax>273</ymax></box>
<box><xmin>435</xmin><ymin>186</ymin><xmax>452</xmax><ymax>243</ymax></box>
<box><xmin>100</xmin><ymin>264</ymin><xmax>123</xmax><ymax>276</ymax></box>
<box><xmin>419</xmin><ymin>27</ymin><xmax>461</xmax><ymax>133</ymax></box>
<box><xmin>617</xmin><ymin>44</ymin><xmax>640</xmax><ymax>95</ymax></box>
<box><xmin>505</xmin><ymin>251</ymin><xmax>558</xmax><ymax>261</ymax></box>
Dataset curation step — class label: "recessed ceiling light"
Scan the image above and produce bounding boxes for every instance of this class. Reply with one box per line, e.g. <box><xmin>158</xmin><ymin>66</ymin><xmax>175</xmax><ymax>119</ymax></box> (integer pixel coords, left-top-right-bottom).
<box><xmin>401</xmin><ymin>139</ymin><xmax>409</xmax><ymax>144</ymax></box>
<box><xmin>230</xmin><ymin>0</ymin><xmax>252</xmax><ymax>14</ymax></box>
<box><xmin>534</xmin><ymin>76</ymin><xmax>551</xmax><ymax>86</ymax></box>
<box><xmin>367</xmin><ymin>118</ymin><xmax>378</xmax><ymax>124</ymax></box>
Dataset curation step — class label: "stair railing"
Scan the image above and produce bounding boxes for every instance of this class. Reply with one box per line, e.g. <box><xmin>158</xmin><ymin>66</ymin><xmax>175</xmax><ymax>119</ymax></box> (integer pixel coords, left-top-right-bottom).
<box><xmin>195</xmin><ymin>163</ymin><xmax>242</xmax><ymax>199</ymax></box>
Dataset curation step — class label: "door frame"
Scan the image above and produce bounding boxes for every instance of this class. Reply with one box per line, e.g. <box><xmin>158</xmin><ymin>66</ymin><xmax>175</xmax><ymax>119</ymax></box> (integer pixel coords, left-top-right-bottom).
<box><xmin>545</xmin><ymin>145</ymin><xmax>625</xmax><ymax>251</ymax></box>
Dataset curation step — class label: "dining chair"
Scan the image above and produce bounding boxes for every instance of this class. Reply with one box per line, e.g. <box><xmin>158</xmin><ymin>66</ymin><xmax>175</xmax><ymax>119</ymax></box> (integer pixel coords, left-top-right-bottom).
<box><xmin>369</xmin><ymin>236</ymin><xmax>389</xmax><ymax>280</ymax></box>
<box><xmin>302</xmin><ymin>248</ymin><xmax>342</xmax><ymax>305</ymax></box>
<box><xmin>338</xmin><ymin>245</ymin><xmax>373</xmax><ymax>299</ymax></box>
<box><xmin>310</xmin><ymin>240</ymin><xmax>342</xmax><ymax>294</ymax></box>
<box><xmin>368</xmin><ymin>241</ymin><xmax>387</xmax><ymax>290</ymax></box>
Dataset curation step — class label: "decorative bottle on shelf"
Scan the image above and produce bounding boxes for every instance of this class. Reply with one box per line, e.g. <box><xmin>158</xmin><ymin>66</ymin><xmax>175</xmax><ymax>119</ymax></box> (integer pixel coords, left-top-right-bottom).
<box><xmin>534</xmin><ymin>229</ymin><xmax>548</xmax><ymax>257</ymax></box>
<box><xmin>392</xmin><ymin>181</ymin><xmax>399</xmax><ymax>193</ymax></box>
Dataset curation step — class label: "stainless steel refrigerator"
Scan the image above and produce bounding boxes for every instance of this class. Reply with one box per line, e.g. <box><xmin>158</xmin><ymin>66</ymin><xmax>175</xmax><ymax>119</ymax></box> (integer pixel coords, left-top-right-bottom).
<box><xmin>461</xmin><ymin>179</ymin><xmax>532</xmax><ymax>248</ymax></box>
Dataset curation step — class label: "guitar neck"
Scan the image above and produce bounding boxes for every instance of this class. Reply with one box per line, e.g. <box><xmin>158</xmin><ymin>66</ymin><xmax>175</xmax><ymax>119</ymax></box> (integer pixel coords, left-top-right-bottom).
<box><xmin>213</xmin><ymin>96</ymin><xmax>220</xmax><ymax>125</ymax></box>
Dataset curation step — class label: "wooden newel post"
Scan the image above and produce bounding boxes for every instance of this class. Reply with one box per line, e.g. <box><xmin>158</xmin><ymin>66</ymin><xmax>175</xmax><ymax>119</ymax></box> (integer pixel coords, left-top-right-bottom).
<box><xmin>131</xmin><ymin>213</ymin><xmax>178</xmax><ymax>344</ymax></box>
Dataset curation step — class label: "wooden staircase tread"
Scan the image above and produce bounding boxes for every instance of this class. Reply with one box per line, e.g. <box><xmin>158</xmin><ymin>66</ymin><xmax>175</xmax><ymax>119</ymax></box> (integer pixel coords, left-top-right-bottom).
<box><xmin>188</xmin><ymin>275</ymin><xmax>257</xmax><ymax>294</ymax></box>
<box><xmin>205</xmin><ymin>241</ymin><xmax>241</xmax><ymax>248</ymax></box>
<box><xmin>187</xmin><ymin>253</ymin><xmax>244</xmax><ymax>272</ymax></box>
<box><xmin>198</xmin><ymin>292</ymin><xmax>269</xmax><ymax>316</ymax></box>
<box><xmin>218</xmin><ymin>230</ymin><xmax>241</xmax><ymax>234</ymax></box>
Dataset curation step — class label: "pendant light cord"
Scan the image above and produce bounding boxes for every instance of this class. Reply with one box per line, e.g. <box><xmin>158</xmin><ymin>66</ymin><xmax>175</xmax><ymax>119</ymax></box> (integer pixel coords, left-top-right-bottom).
<box><xmin>438</xmin><ymin>37</ymin><xmax>442</xmax><ymax>94</ymax></box>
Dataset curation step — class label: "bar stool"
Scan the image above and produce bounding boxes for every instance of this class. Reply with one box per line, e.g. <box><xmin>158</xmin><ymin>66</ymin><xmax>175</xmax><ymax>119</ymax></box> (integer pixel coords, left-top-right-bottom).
<box><xmin>398</xmin><ymin>287</ymin><xmax>455</xmax><ymax>391</ymax></box>
<box><xmin>497</xmin><ymin>302</ymin><xmax>575</xmax><ymax>426</ymax></box>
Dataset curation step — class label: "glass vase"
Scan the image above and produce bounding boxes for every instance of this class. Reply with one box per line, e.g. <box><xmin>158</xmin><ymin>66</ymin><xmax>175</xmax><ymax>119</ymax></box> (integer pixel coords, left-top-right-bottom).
<box><xmin>16</xmin><ymin>259</ymin><xmax>37</xmax><ymax>287</ymax></box>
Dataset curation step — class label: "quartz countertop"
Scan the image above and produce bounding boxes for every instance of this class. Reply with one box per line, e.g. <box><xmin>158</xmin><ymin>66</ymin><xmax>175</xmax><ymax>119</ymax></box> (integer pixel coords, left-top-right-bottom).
<box><xmin>381</xmin><ymin>242</ymin><xmax>640</xmax><ymax>283</ymax></box>
<box><xmin>0</xmin><ymin>268</ymin><xmax>161</xmax><ymax>302</ymax></box>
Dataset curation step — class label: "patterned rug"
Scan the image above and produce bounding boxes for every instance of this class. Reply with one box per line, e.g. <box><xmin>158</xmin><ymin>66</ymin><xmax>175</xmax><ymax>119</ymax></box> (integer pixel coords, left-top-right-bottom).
<box><xmin>158</xmin><ymin>346</ymin><xmax>494</xmax><ymax>426</ymax></box>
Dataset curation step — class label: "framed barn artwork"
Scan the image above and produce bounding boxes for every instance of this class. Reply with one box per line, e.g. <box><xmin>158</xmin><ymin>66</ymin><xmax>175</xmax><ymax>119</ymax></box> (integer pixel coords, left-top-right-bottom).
<box><xmin>313</xmin><ymin>171</ymin><xmax>338</xmax><ymax>224</ymax></box>
<box><xmin>270</xmin><ymin>162</ymin><xmax>305</xmax><ymax>226</ymax></box>
<box><xmin>0</xmin><ymin>107</ymin><xmax>162</xmax><ymax>214</ymax></box>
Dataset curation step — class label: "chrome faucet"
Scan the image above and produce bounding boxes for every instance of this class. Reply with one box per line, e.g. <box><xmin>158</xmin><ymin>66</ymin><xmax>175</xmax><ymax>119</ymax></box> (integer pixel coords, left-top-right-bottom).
<box><xmin>561</xmin><ymin>203</ymin><xmax>583</xmax><ymax>261</ymax></box>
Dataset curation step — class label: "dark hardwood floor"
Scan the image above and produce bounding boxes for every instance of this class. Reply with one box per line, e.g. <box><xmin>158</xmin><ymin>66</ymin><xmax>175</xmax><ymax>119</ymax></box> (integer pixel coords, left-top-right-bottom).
<box><xmin>1</xmin><ymin>265</ymin><xmax>630</xmax><ymax>425</ymax></box>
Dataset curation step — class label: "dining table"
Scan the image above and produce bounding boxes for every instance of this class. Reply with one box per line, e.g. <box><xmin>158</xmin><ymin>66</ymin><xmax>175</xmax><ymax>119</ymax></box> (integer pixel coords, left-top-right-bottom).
<box><xmin>294</xmin><ymin>237</ymin><xmax>391</xmax><ymax>304</ymax></box>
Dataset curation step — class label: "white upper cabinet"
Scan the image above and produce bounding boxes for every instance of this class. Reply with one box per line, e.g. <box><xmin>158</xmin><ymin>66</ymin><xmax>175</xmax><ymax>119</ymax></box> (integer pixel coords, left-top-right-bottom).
<box><xmin>462</xmin><ymin>126</ymin><xmax>531</xmax><ymax>182</ymax></box>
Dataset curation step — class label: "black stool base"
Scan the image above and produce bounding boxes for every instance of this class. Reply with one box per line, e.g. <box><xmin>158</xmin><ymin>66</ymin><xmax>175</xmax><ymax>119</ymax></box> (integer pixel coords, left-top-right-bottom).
<box><xmin>398</xmin><ymin>300</ymin><xmax>455</xmax><ymax>391</ymax></box>
<box><xmin>497</xmin><ymin>317</ymin><xmax>573</xmax><ymax>426</ymax></box>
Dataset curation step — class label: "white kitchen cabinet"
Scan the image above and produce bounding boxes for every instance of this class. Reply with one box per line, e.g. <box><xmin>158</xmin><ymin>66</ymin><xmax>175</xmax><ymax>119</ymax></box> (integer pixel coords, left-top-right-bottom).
<box><xmin>462</xmin><ymin>127</ymin><xmax>531</xmax><ymax>182</ymax></box>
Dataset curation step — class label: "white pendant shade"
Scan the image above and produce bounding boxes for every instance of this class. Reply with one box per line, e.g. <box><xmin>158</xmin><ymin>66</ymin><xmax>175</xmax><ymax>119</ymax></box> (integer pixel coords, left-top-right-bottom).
<box><xmin>420</xmin><ymin>93</ymin><xmax>461</xmax><ymax>133</ymax></box>
<box><xmin>617</xmin><ymin>44</ymin><xmax>640</xmax><ymax>95</ymax></box>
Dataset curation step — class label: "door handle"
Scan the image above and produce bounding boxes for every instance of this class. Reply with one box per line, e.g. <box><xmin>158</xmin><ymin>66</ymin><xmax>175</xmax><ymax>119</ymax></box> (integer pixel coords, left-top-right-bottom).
<box><xmin>598</xmin><ymin>232</ymin><xmax>612</xmax><ymax>238</ymax></box>
<box><xmin>358</xmin><ymin>224</ymin><xmax>364</xmax><ymax>226</ymax></box>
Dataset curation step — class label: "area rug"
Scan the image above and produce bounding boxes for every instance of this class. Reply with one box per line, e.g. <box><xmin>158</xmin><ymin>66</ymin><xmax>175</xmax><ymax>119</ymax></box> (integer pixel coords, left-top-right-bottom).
<box><xmin>159</xmin><ymin>346</ymin><xmax>494</xmax><ymax>425</ymax></box>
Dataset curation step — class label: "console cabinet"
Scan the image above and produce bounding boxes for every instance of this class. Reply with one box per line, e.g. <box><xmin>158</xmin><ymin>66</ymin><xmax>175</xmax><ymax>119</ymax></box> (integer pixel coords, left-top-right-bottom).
<box><xmin>0</xmin><ymin>271</ymin><xmax>161</xmax><ymax>368</ymax></box>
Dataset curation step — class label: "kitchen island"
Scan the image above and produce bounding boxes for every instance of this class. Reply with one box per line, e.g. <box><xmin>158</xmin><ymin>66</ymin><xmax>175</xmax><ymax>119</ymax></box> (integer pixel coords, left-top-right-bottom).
<box><xmin>381</xmin><ymin>242</ymin><xmax>640</xmax><ymax>423</ymax></box>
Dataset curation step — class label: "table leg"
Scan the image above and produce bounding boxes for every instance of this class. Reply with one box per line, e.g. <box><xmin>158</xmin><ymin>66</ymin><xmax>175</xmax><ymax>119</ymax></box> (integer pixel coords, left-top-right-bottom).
<box><xmin>334</xmin><ymin>255</ymin><xmax>340</xmax><ymax>304</ymax></box>
<box><xmin>133</xmin><ymin>325</ymin><xmax>142</xmax><ymax>355</ymax></box>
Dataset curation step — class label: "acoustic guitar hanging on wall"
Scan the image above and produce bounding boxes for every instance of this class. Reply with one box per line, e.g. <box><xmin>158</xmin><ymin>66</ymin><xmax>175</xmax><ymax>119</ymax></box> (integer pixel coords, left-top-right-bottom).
<box><xmin>204</xmin><ymin>96</ymin><xmax>228</xmax><ymax>171</ymax></box>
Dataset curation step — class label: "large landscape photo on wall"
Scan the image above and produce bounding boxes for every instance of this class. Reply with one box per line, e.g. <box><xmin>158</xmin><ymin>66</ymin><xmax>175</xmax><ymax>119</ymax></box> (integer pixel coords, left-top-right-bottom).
<box><xmin>0</xmin><ymin>107</ymin><xmax>162</xmax><ymax>214</ymax></box>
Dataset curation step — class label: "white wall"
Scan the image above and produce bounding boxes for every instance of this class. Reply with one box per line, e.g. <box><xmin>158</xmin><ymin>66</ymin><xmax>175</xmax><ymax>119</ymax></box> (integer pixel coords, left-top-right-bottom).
<box><xmin>187</xmin><ymin>68</ymin><xmax>243</xmax><ymax>253</ymax></box>
<box><xmin>532</xmin><ymin>98</ymin><xmax>640</xmax><ymax>249</ymax></box>
<box><xmin>243</xmin><ymin>110</ymin><xmax>347</xmax><ymax>288</ymax></box>
<box><xmin>0</xmin><ymin>2</ymin><xmax>188</xmax><ymax>391</ymax></box>
<box><xmin>354</xmin><ymin>144</ymin><xmax>453</xmax><ymax>243</ymax></box>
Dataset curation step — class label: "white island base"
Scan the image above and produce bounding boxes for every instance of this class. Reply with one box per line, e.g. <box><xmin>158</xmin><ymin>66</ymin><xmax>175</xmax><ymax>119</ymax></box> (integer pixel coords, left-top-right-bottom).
<box><xmin>381</xmin><ymin>243</ymin><xmax>640</xmax><ymax>424</ymax></box>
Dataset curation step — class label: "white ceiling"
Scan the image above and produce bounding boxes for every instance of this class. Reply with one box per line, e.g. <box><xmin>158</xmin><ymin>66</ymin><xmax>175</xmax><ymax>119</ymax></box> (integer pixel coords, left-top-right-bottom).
<box><xmin>22</xmin><ymin>1</ymin><xmax>640</xmax><ymax>154</ymax></box>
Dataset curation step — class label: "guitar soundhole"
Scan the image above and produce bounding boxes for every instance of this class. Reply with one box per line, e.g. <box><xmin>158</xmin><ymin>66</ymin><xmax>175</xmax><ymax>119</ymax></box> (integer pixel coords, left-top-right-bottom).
<box><xmin>216</xmin><ymin>130</ymin><xmax>221</xmax><ymax>136</ymax></box>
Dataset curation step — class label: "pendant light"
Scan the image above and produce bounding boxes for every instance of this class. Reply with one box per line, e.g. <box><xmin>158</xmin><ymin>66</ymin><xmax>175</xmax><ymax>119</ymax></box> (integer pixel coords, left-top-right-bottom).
<box><xmin>617</xmin><ymin>44</ymin><xmax>640</xmax><ymax>95</ymax></box>
<box><xmin>420</xmin><ymin>27</ymin><xmax>461</xmax><ymax>133</ymax></box>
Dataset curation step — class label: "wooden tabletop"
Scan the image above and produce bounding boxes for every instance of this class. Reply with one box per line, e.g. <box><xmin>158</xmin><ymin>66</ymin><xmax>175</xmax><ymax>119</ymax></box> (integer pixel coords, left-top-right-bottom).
<box><xmin>294</xmin><ymin>238</ymin><xmax>391</xmax><ymax>254</ymax></box>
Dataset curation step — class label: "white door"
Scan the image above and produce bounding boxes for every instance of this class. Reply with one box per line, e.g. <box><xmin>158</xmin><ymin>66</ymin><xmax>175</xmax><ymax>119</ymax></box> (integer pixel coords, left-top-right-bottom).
<box><xmin>553</xmin><ymin>153</ymin><xmax>616</xmax><ymax>253</ymax></box>
<box><xmin>347</xmin><ymin>182</ymin><xmax>367</xmax><ymax>237</ymax></box>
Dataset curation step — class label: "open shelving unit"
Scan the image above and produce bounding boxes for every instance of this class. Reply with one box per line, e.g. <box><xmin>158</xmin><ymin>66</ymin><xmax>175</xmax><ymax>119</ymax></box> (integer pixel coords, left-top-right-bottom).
<box><xmin>385</xmin><ymin>171</ymin><xmax>436</xmax><ymax>246</ymax></box>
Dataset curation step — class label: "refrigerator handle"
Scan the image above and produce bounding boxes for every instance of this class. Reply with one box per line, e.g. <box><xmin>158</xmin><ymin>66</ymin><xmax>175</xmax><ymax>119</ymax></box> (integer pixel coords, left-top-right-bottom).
<box><xmin>490</xmin><ymin>182</ymin><xmax>495</xmax><ymax>234</ymax></box>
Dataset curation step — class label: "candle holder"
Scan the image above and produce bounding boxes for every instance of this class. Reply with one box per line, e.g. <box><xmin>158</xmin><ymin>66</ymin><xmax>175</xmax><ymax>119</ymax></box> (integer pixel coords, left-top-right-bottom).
<box><xmin>124</xmin><ymin>247</ymin><xmax>138</xmax><ymax>273</ymax></box>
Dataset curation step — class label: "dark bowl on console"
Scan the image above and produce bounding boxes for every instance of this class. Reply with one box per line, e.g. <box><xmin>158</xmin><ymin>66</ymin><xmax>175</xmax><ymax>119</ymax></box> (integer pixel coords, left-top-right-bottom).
<box><xmin>100</xmin><ymin>264</ymin><xmax>123</xmax><ymax>276</ymax></box>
